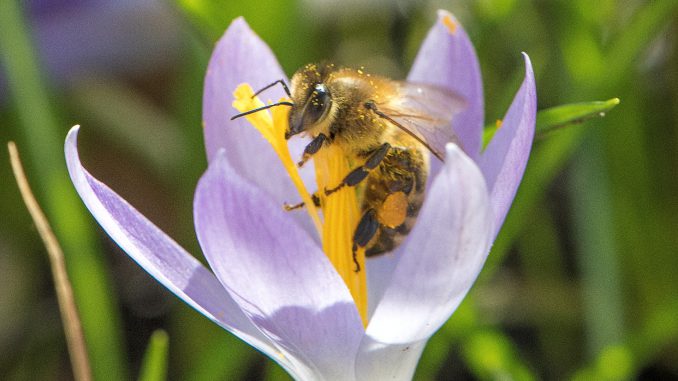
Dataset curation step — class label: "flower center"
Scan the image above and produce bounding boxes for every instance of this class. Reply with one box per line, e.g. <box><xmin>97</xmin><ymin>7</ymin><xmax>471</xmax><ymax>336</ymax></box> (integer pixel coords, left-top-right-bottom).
<box><xmin>232</xmin><ymin>84</ymin><xmax>368</xmax><ymax>326</ymax></box>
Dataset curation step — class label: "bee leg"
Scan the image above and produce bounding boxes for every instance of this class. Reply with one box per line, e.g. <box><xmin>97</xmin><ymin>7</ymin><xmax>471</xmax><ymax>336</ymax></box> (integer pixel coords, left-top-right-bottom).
<box><xmin>298</xmin><ymin>133</ymin><xmax>327</xmax><ymax>167</ymax></box>
<box><xmin>283</xmin><ymin>193</ymin><xmax>321</xmax><ymax>211</ymax></box>
<box><xmin>352</xmin><ymin>209</ymin><xmax>379</xmax><ymax>272</ymax></box>
<box><xmin>325</xmin><ymin>143</ymin><xmax>391</xmax><ymax>196</ymax></box>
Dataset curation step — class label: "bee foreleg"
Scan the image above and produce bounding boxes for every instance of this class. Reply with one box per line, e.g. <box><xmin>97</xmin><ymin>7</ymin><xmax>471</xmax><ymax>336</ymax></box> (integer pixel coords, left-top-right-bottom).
<box><xmin>352</xmin><ymin>209</ymin><xmax>379</xmax><ymax>272</ymax></box>
<box><xmin>298</xmin><ymin>133</ymin><xmax>327</xmax><ymax>167</ymax></box>
<box><xmin>283</xmin><ymin>192</ymin><xmax>321</xmax><ymax>211</ymax></box>
<box><xmin>325</xmin><ymin>143</ymin><xmax>391</xmax><ymax>196</ymax></box>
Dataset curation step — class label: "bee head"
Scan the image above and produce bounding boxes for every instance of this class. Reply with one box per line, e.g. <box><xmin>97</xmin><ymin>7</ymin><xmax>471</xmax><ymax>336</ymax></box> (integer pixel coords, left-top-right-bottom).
<box><xmin>286</xmin><ymin>82</ymin><xmax>333</xmax><ymax>139</ymax></box>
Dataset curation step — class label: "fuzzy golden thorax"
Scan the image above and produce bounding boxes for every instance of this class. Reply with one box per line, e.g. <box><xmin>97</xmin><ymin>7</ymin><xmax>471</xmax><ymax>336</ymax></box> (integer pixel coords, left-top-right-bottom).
<box><xmin>287</xmin><ymin>63</ymin><xmax>400</xmax><ymax>156</ymax></box>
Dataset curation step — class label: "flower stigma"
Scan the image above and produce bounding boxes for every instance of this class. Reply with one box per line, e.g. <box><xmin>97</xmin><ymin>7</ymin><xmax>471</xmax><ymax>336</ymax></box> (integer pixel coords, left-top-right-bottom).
<box><xmin>233</xmin><ymin>84</ymin><xmax>368</xmax><ymax>326</ymax></box>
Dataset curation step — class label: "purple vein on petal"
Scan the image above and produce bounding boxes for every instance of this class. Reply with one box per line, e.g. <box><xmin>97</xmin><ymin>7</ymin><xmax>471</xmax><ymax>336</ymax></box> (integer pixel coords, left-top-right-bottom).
<box><xmin>194</xmin><ymin>150</ymin><xmax>364</xmax><ymax>381</ymax></box>
<box><xmin>479</xmin><ymin>53</ymin><xmax>536</xmax><ymax>238</ymax></box>
<box><xmin>63</xmin><ymin>126</ymin><xmax>296</xmax><ymax>374</ymax></box>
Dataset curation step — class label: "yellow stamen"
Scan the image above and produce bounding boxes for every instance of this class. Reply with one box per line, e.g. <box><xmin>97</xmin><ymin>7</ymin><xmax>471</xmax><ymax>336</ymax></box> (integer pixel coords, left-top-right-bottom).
<box><xmin>232</xmin><ymin>84</ymin><xmax>368</xmax><ymax>326</ymax></box>
<box><xmin>314</xmin><ymin>145</ymin><xmax>367</xmax><ymax>326</ymax></box>
<box><xmin>232</xmin><ymin>84</ymin><xmax>322</xmax><ymax>236</ymax></box>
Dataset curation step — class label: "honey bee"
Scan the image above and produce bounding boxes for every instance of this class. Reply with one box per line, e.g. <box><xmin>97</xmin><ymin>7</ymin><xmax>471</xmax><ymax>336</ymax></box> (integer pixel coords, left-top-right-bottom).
<box><xmin>232</xmin><ymin>63</ymin><xmax>464</xmax><ymax>271</ymax></box>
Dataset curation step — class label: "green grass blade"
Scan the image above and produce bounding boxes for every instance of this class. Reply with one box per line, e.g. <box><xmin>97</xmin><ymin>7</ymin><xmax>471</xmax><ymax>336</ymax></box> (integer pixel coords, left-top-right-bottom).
<box><xmin>483</xmin><ymin>98</ymin><xmax>620</xmax><ymax>148</ymax></box>
<box><xmin>484</xmin><ymin>98</ymin><xmax>619</xmax><ymax>273</ymax></box>
<box><xmin>0</xmin><ymin>2</ymin><xmax>128</xmax><ymax>380</ymax></box>
<box><xmin>605</xmin><ymin>0</ymin><xmax>678</xmax><ymax>85</ymax></box>
<box><xmin>138</xmin><ymin>330</ymin><xmax>169</xmax><ymax>381</ymax></box>
<box><xmin>463</xmin><ymin>329</ymin><xmax>536</xmax><ymax>381</ymax></box>
<box><xmin>570</xmin><ymin>139</ymin><xmax>626</xmax><ymax>355</ymax></box>
<box><xmin>66</xmin><ymin>77</ymin><xmax>186</xmax><ymax>175</ymax></box>
<box><xmin>535</xmin><ymin>98</ymin><xmax>620</xmax><ymax>136</ymax></box>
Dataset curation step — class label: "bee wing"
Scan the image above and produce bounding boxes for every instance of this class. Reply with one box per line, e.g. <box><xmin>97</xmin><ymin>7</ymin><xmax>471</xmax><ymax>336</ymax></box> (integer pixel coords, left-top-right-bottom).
<box><xmin>376</xmin><ymin>82</ymin><xmax>466</xmax><ymax>161</ymax></box>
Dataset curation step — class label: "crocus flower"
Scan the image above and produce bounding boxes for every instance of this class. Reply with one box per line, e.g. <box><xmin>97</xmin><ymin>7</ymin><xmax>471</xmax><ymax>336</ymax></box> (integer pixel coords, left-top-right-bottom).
<box><xmin>65</xmin><ymin>10</ymin><xmax>536</xmax><ymax>381</ymax></box>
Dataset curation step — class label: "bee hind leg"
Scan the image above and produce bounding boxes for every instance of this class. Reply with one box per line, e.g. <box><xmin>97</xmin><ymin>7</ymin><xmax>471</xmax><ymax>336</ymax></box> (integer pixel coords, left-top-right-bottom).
<box><xmin>351</xmin><ymin>209</ymin><xmax>380</xmax><ymax>272</ymax></box>
<box><xmin>325</xmin><ymin>143</ymin><xmax>391</xmax><ymax>196</ymax></box>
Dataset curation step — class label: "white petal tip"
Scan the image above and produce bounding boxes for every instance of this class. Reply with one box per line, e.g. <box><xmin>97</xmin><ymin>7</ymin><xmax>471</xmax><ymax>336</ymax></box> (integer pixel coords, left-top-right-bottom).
<box><xmin>229</xmin><ymin>16</ymin><xmax>248</xmax><ymax>30</ymax></box>
<box><xmin>65</xmin><ymin>126</ymin><xmax>80</xmax><ymax>156</ymax></box>
<box><xmin>67</xmin><ymin>125</ymin><xmax>80</xmax><ymax>136</ymax></box>
<box><xmin>444</xmin><ymin>143</ymin><xmax>464</xmax><ymax>159</ymax></box>
<box><xmin>436</xmin><ymin>9</ymin><xmax>456</xmax><ymax>20</ymax></box>
<box><xmin>521</xmin><ymin>52</ymin><xmax>533</xmax><ymax>73</ymax></box>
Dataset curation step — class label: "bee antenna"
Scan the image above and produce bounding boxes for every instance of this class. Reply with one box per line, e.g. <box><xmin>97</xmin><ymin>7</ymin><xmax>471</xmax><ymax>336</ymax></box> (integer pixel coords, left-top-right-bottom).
<box><xmin>230</xmin><ymin>101</ymin><xmax>294</xmax><ymax>120</ymax></box>
<box><xmin>252</xmin><ymin>79</ymin><xmax>292</xmax><ymax>98</ymax></box>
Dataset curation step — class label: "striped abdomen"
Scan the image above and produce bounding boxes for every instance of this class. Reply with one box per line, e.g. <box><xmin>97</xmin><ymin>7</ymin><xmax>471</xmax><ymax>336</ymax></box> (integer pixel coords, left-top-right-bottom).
<box><xmin>362</xmin><ymin>146</ymin><xmax>427</xmax><ymax>257</ymax></box>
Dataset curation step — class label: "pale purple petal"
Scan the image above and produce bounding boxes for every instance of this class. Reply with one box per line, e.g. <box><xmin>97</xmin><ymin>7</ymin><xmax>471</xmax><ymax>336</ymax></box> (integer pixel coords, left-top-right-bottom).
<box><xmin>408</xmin><ymin>10</ymin><xmax>484</xmax><ymax>165</ymax></box>
<box><xmin>63</xmin><ymin>126</ymin><xmax>300</xmax><ymax>374</ymax></box>
<box><xmin>355</xmin><ymin>338</ymin><xmax>428</xmax><ymax>381</ymax></box>
<box><xmin>365</xmin><ymin>254</ymin><xmax>398</xmax><ymax>319</ymax></box>
<box><xmin>366</xmin><ymin>10</ymin><xmax>487</xmax><ymax>314</ymax></box>
<box><xmin>194</xmin><ymin>151</ymin><xmax>364</xmax><ymax>381</ymax></box>
<box><xmin>202</xmin><ymin>17</ymin><xmax>316</xmax><ymax>236</ymax></box>
<box><xmin>479</xmin><ymin>53</ymin><xmax>536</xmax><ymax>238</ymax></box>
<box><xmin>365</xmin><ymin>144</ymin><xmax>493</xmax><ymax>344</ymax></box>
<box><xmin>203</xmin><ymin>17</ymin><xmax>285</xmax><ymax>163</ymax></box>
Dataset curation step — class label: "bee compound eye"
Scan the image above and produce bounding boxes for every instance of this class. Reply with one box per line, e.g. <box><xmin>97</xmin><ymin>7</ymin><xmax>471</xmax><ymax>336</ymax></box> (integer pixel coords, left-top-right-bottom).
<box><xmin>305</xmin><ymin>83</ymin><xmax>331</xmax><ymax>124</ymax></box>
<box><xmin>314</xmin><ymin>83</ymin><xmax>328</xmax><ymax>98</ymax></box>
<box><xmin>312</xmin><ymin>84</ymin><xmax>330</xmax><ymax>108</ymax></box>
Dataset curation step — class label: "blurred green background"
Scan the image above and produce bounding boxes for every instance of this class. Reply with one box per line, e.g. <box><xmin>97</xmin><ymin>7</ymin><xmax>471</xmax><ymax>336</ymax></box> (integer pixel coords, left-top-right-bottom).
<box><xmin>1</xmin><ymin>0</ymin><xmax>677</xmax><ymax>380</ymax></box>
